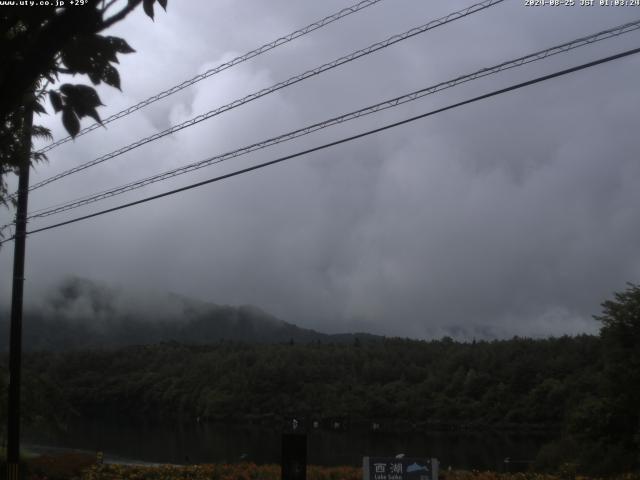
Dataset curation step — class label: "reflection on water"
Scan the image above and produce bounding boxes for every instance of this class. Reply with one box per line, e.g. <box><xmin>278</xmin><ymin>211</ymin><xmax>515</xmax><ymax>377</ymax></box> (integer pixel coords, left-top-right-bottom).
<box><xmin>24</xmin><ymin>420</ymin><xmax>553</xmax><ymax>469</ymax></box>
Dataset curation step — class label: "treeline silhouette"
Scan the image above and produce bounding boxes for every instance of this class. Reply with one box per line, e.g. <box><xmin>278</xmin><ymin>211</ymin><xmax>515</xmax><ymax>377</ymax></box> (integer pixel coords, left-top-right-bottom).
<box><xmin>0</xmin><ymin>334</ymin><xmax>635</xmax><ymax>472</ymax></box>
<box><xmin>22</xmin><ymin>336</ymin><xmax>598</xmax><ymax>429</ymax></box>
<box><xmin>1</xmin><ymin>282</ymin><xmax>639</xmax><ymax>474</ymax></box>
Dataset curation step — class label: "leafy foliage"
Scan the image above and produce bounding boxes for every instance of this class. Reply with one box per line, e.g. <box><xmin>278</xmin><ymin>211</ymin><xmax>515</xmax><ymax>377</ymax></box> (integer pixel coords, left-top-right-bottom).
<box><xmin>59</xmin><ymin>34</ymin><xmax>136</xmax><ymax>89</ymax></box>
<box><xmin>2</xmin><ymin>336</ymin><xmax>601</xmax><ymax>428</ymax></box>
<box><xmin>0</xmin><ymin>334</ymin><xmax>631</xmax><ymax>473</ymax></box>
<box><xmin>0</xmin><ymin>0</ymin><xmax>168</xmax><ymax>211</ymax></box>
<box><xmin>57</xmin><ymin>83</ymin><xmax>105</xmax><ymax>136</ymax></box>
<box><xmin>533</xmin><ymin>284</ymin><xmax>640</xmax><ymax>474</ymax></box>
<box><xmin>588</xmin><ymin>283</ymin><xmax>640</xmax><ymax>471</ymax></box>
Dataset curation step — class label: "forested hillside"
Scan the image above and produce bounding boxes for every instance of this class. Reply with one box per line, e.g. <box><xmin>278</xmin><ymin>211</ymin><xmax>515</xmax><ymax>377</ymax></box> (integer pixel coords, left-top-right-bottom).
<box><xmin>0</xmin><ymin>333</ymin><xmax>637</xmax><ymax>472</ymax></box>
<box><xmin>0</xmin><ymin>277</ymin><xmax>380</xmax><ymax>351</ymax></box>
<box><xmin>18</xmin><ymin>336</ymin><xmax>599</xmax><ymax>428</ymax></box>
<box><xmin>1</xmin><ymin>282</ymin><xmax>638</xmax><ymax>473</ymax></box>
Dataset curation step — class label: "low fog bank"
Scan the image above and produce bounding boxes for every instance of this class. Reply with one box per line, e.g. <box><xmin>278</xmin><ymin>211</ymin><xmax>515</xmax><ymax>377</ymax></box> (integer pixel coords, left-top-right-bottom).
<box><xmin>0</xmin><ymin>276</ymin><xmax>602</xmax><ymax>352</ymax></box>
<box><xmin>0</xmin><ymin>276</ymin><xmax>381</xmax><ymax>351</ymax></box>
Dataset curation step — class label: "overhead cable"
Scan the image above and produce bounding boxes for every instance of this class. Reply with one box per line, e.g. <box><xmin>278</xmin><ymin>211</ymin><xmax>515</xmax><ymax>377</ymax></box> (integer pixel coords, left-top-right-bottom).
<box><xmin>26</xmin><ymin>19</ymin><xmax>640</xmax><ymax>220</ymax></box>
<box><xmin>36</xmin><ymin>0</ymin><xmax>387</xmax><ymax>154</ymax></box>
<box><xmin>21</xmin><ymin>0</ymin><xmax>504</xmax><ymax>197</ymax></box>
<box><xmin>1</xmin><ymin>45</ymin><xmax>636</xmax><ymax>246</ymax></box>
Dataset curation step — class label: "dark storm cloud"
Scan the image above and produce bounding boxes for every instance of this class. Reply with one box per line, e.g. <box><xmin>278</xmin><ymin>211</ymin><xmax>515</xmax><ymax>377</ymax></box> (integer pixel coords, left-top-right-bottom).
<box><xmin>2</xmin><ymin>0</ymin><xmax>639</xmax><ymax>339</ymax></box>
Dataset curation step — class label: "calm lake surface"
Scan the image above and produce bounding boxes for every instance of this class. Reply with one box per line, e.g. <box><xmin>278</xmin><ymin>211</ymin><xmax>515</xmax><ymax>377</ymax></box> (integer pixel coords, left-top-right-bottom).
<box><xmin>24</xmin><ymin>420</ymin><xmax>553</xmax><ymax>470</ymax></box>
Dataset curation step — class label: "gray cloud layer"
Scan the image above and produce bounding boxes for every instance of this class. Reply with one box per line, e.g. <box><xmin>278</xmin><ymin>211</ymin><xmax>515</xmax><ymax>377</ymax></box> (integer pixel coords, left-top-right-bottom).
<box><xmin>2</xmin><ymin>0</ymin><xmax>639</xmax><ymax>339</ymax></box>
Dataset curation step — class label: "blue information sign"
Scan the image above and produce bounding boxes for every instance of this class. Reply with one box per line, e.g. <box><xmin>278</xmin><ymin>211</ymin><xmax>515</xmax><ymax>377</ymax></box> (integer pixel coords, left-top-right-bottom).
<box><xmin>363</xmin><ymin>457</ymin><xmax>438</xmax><ymax>480</ymax></box>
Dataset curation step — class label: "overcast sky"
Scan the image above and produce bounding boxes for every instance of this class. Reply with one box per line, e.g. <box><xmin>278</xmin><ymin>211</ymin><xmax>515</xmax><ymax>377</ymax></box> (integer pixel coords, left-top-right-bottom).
<box><xmin>1</xmin><ymin>0</ymin><xmax>639</xmax><ymax>339</ymax></box>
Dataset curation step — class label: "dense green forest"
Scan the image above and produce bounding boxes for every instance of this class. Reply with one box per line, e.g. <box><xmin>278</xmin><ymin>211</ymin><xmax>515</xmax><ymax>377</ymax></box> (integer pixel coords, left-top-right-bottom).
<box><xmin>0</xmin><ymin>333</ymin><xmax>636</xmax><ymax>473</ymax></box>
<box><xmin>1</xmin><ymin>283</ymin><xmax>638</xmax><ymax>473</ymax></box>
<box><xmin>14</xmin><ymin>336</ymin><xmax>600</xmax><ymax>428</ymax></box>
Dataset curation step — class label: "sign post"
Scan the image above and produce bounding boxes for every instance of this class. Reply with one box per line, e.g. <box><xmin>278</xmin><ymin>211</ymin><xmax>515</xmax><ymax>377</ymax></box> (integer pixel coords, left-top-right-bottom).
<box><xmin>363</xmin><ymin>457</ymin><xmax>438</xmax><ymax>480</ymax></box>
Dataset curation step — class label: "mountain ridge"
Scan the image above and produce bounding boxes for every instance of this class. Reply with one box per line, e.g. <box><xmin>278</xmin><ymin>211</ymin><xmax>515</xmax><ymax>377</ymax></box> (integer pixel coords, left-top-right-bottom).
<box><xmin>0</xmin><ymin>276</ymin><xmax>382</xmax><ymax>351</ymax></box>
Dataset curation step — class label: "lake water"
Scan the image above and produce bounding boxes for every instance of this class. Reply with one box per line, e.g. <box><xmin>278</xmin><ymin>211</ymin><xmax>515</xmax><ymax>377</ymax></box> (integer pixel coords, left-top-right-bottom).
<box><xmin>24</xmin><ymin>420</ymin><xmax>553</xmax><ymax>470</ymax></box>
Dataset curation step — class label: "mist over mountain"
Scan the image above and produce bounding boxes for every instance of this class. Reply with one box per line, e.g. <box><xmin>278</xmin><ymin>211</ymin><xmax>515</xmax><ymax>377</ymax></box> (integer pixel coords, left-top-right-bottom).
<box><xmin>0</xmin><ymin>277</ymin><xmax>380</xmax><ymax>351</ymax></box>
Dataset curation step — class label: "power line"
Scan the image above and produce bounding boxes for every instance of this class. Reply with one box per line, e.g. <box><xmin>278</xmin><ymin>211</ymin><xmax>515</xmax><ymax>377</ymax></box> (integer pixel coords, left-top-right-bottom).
<box><xmin>25</xmin><ymin>19</ymin><xmax>640</xmax><ymax>220</ymax></box>
<box><xmin>20</xmin><ymin>0</ymin><xmax>504</xmax><ymax>197</ymax></box>
<box><xmin>36</xmin><ymin>0</ymin><xmax>387</xmax><ymax>154</ymax></box>
<box><xmin>2</xmin><ymin>45</ymin><xmax>636</xmax><ymax>246</ymax></box>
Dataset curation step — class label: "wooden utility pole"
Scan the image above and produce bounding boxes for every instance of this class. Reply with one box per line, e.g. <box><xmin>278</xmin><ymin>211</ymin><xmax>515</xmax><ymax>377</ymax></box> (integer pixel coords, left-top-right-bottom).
<box><xmin>6</xmin><ymin>98</ymin><xmax>33</xmax><ymax>480</ymax></box>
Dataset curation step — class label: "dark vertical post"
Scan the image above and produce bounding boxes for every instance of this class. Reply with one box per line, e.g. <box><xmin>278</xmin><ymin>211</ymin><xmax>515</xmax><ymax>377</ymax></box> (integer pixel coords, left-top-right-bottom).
<box><xmin>6</xmin><ymin>101</ymin><xmax>33</xmax><ymax>480</ymax></box>
<box><xmin>281</xmin><ymin>433</ymin><xmax>307</xmax><ymax>480</ymax></box>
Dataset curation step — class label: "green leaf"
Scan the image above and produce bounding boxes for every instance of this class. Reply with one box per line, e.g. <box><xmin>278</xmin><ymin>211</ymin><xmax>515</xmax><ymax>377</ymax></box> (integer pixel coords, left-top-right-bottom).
<box><xmin>84</xmin><ymin>107</ymin><xmax>102</xmax><ymax>124</ymax></box>
<box><xmin>61</xmin><ymin>108</ymin><xmax>80</xmax><ymax>138</ymax></box>
<box><xmin>32</xmin><ymin>101</ymin><xmax>47</xmax><ymax>115</ymax></box>
<box><xmin>60</xmin><ymin>34</ymin><xmax>127</xmax><ymax>85</ymax></box>
<box><xmin>101</xmin><ymin>64</ymin><xmax>121</xmax><ymax>90</ymax></box>
<box><xmin>99</xmin><ymin>45</ymin><xmax>119</xmax><ymax>64</ymax></box>
<box><xmin>58</xmin><ymin>84</ymin><xmax>104</xmax><ymax>124</ymax></box>
<box><xmin>143</xmin><ymin>0</ymin><xmax>154</xmax><ymax>19</ymax></box>
<box><xmin>73</xmin><ymin>104</ymin><xmax>102</xmax><ymax>124</ymax></box>
<box><xmin>59</xmin><ymin>84</ymin><xmax>74</xmax><ymax>97</ymax></box>
<box><xmin>44</xmin><ymin>72</ymin><xmax>57</xmax><ymax>84</ymax></box>
<box><xmin>32</xmin><ymin>125</ymin><xmax>53</xmax><ymax>141</ymax></box>
<box><xmin>61</xmin><ymin>84</ymin><xmax>103</xmax><ymax>109</ymax></box>
<box><xmin>87</xmin><ymin>70</ymin><xmax>101</xmax><ymax>85</ymax></box>
<box><xmin>105</xmin><ymin>36</ymin><xmax>135</xmax><ymax>54</ymax></box>
<box><xmin>60</xmin><ymin>36</ymin><xmax>95</xmax><ymax>74</ymax></box>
